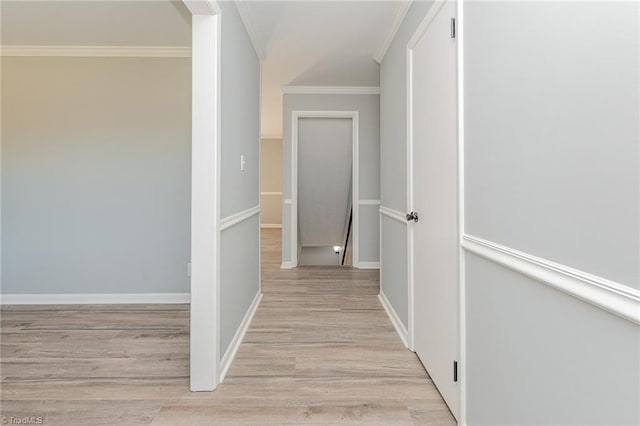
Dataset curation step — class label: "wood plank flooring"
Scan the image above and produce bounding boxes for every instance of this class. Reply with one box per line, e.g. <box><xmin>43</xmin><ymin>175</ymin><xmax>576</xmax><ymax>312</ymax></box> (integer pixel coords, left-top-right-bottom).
<box><xmin>1</xmin><ymin>228</ymin><xmax>455</xmax><ymax>425</ymax></box>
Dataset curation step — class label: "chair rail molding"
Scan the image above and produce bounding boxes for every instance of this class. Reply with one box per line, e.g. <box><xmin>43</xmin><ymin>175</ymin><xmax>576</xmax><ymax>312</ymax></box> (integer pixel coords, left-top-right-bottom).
<box><xmin>379</xmin><ymin>205</ymin><xmax>407</xmax><ymax>223</ymax></box>
<box><xmin>462</xmin><ymin>234</ymin><xmax>640</xmax><ymax>325</ymax></box>
<box><xmin>220</xmin><ymin>205</ymin><xmax>261</xmax><ymax>231</ymax></box>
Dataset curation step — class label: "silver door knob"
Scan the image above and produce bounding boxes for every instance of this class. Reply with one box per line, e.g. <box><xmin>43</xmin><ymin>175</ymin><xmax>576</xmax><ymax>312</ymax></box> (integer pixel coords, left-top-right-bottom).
<box><xmin>406</xmin><ymin>212</ymin><xmax>419</xmax><ymax>223</ymax></box>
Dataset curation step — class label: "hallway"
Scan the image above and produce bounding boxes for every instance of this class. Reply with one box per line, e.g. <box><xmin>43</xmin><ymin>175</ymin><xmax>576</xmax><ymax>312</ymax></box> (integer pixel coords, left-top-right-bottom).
<box><xmin>168</xmin><ymin>228</ymin><xmax>455</xmax><ymax>424</ymax></box>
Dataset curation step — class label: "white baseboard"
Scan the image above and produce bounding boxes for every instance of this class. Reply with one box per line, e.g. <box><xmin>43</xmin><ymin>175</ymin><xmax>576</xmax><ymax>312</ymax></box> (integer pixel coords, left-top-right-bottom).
<box><xmin>260</xmin><ymin>224</ymin><xmax>282</xmax><ymax>229</ymax></box>
<box><xmin>281</xmin><ymin>262</ymin><xmax>295</xmax><ymax>269</ymax></box>
<box><xmin>378</xmin><ymin>291</ymin><xmax>409</xmax><ymax>348</ymax></box>
<box><xmin>219</xmin><ymin>291</ymin><xmax>263</xmax><ymax>382</ymax></box>
<box><xmin>0</xmin><ymin>293</ymin><xmax>190</xmax><ymax>305</ymax></box>
<box><xmin>358</xmin><ymin>262</ymin><xmax>380</xmax><ymax>269</ymax></box>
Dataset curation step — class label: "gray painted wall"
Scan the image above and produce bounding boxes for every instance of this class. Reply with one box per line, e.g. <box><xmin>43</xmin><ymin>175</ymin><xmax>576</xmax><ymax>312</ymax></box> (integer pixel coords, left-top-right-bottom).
<box><xmin>464</xmin><ymin>1</ymin><xmax>640</xmax><ymax>424</ymax></box>
<box><xmin>1</xmin><ymin>57</ymin><xmax>191</xmax><ymax>294</ymax></box>
<box><xmin>282</xmin><ymin>93</ymin><xmax>380</xmax><ymax>265</ymax></box>
<box><xmin>466</xmin><ymin>253</ymin><xmax>640</xmax><ymax>425</ymax></box>
<box><xmin>220</xmin><ymin>214</ymin><xmax>260</xmax><ymax>354</ymax></box>
<box><xmin>379</xmin><ymin>1</ymin><xmax>434</xmax><ymax>327</ymax></box>
<box><xmin>260</xmin><ymin>138</ymin><xmax>282</xmax><ymax>225</ymax></box>
<box><xmin>221</xmin><ymin>2</ymin><xmax>260</xmax><ymax>220</ymax></box>
<box><xmin>465</xmin><ymin>1</ymin><xmax>639</xmax><ymax>289</ymax></box>
<box><xmin>219</xmin><ymin>1</ymin><xmax>261</xmax><ymax>357</ymax></box>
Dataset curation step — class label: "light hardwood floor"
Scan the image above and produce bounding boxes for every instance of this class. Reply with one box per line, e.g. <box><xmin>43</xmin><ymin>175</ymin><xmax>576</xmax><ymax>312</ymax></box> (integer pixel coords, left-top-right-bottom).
<box><xmin>1</xmin><ymin>229</ymin><xmax>455</xmax><ymax>425</ymax></box>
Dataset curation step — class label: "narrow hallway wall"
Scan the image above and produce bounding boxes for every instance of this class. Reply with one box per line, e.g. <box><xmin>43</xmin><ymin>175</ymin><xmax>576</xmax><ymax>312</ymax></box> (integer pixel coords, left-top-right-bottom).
<box><xmin>379</xmin><ymin>0</ymin><xmax>435</xmax><ymax>332</ymax></box>
<box><xmin>218</xmin><ymin>0</ymin><xmax>261</xmax><ymax>359</ymax></box>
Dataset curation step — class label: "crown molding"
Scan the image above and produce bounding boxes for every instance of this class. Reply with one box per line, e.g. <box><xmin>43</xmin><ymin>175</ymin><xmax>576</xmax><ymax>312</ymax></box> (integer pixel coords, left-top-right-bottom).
<box><xmin>234</xmin><ymin>1</ymin><xmax>265</xmax><ymax>60</ymax></box>
<box><xmin>0</xmin><ymin>45</ymin><xmax>191</xmax><ymax>58</ymax></box>
<box><xmin>281</xmin><ymin>86</ymin><xmax>381</xmax><ymax>95</ymax></box>
<box><xmin>374</xmin><ymin>1</ymin><xmax>413</xmax><ymax>63</ymax></box>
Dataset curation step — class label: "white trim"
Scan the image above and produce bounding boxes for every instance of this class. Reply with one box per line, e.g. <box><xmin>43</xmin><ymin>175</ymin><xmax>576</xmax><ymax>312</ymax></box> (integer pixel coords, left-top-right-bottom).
<box><xmin>260</xmin><ymin>224</ymin><xmax>282</xmax><ymax>229</ymax></box>
<box><xmin>359</xmin><ymin>199</ymin><xmax>381</xmax><ymax>205</ymax></box>
<box><xmin>457</xmin><ymin>0</ymin><xmax>467</xmax><ymax>422</ymax></box>
<box><xmin>378</xmin><ymin>291</ymin><xmax>409</xmax><ymax>348</ymax></box>
<box><xmin>290</xmin><ymin>110</ymin><xmax>360</xmax><ymax>268</ymax></box>
<box><xmin>0</xmin><ymin>45</ymin><xmax>191</xmax><ymax>57</ymax></box>
<box><xmin>406</xmin><ymin>0</ymin><xmax>450</xmax><ymax>354</ymax></box>
<box><xmin>379</xmin><ymin>206</ymin><xmax>407</xmax><ymax>223</ymax></box>
<box><xmin>260</xmin><ymin>191</ymin><xmax>282</xmax><ymax>196</ymax></box>
<box><xmin>359</xmin><ymin>262</ymin><xmax>380</xmax><ymax>269</ymax></box>
<box><xmin>220</xmin><ymin>205</ymin><xmax>261</xmax><ymax>231</ymax></box>
<box><xmin>258</xmin><ymin>61</ymin><xmax>263</xmax><ymax>299</ymax></box>
<box><xmin>184</xmin><ymin>0</ymin><xmax>220</xmax><ymax>15</ymax></box>
<box><xmin>281</xmin><ymin>261</ymin><xmax>295</xmax><ymax>269</ymax></box>
<box><xmin>374</xmin><ymin>1</ymin><xmax>414</xmax><ymax>63</ymax></box>
<box><xmin>406</xmin><ymin>21</ymin><xmax>415</xmax><ymax>351</ymax></box>
<box><xmin>282</xmin><ymin>86</ymin><xmax>380</xmax><ymax>95</ymax></box>
<box><xmin>219</xmin><ymin>292</ymin><xmax>263</xmax><ymax>382</ymax></box>
<box><xmin>233</xmin><ymin>1</ymin><xmax>265</xmax><ymax>60</ymax></box>
<box><xmin>462</xmin><ymin>235</ymin><xmax>640</xmax><ymax>326</ymax></box>
<box><xmin>188</xmin><ymin>1</ymin><xmax>222</xmax><ymax>392</ymax></box>
<box><xmin>0</xmin><ymin>293</ymin><xmax>190</xmax><ymax>305</ymax></box>
<box><xmin>283</xmin><ymin>198</ymin><xmax>293</xmax><ymax>205</ymax></box>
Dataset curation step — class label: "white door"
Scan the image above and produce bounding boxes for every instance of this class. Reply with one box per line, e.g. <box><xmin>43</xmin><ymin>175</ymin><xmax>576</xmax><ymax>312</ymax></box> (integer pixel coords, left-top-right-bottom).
<box><xmin>409</xmin><ymin>0</ymin><xmax>459</xmax><ymax>419</ymax></box>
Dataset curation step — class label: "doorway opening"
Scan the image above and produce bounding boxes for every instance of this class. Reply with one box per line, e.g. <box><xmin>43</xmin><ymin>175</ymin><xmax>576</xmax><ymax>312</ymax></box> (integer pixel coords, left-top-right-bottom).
<box><xmin>297</xmin><ymin>117</ymin><xmax>353</xmax><ymax>266</ymax></box>
<box><xmin>290</xmin><ymin>111</ymin><xmax>359</xmax><ymax>268</ymax></box>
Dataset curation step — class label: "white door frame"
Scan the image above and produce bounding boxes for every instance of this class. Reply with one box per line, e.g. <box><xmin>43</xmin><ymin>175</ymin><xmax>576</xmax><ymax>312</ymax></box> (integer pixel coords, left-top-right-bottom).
<box><xmin>290</xmin><ymin>111</ymin><xmax>360</xmax><ymax>268</ymax></box>
<box><xmin>183</xmin><ymin>0</ymin><xmax>222</xmax><ymax>392</ymax></box>
<box><xmin>406</xmin><ymin>0</ymin><xmax>466</xmax><ymax>421</ymax></box>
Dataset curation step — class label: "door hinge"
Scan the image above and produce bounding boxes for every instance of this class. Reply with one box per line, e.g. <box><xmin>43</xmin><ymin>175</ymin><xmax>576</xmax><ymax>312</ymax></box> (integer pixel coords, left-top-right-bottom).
<box><xmin>453</xmin><ymin>360</ymin><xmax>458</xmax><ymax>382</ymax></box>
<box><xmin>450</xmin><ymin>18</ymin><xmax>456</xmax><ymax>39</ymax></box>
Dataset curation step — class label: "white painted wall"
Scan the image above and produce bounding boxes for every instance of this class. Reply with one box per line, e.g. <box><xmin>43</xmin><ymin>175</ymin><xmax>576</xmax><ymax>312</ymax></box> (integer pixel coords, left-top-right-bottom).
<box><xmin>1</xmin><ymin>57</ymin><xmax>191</xmax><ymax>295</ymax></box>
<box><xmin>282</xmin><ymin>93</ymin><xmax>380</xmax><ymax>267</ymax></box>
<box><xmin>463</xmin><ymin>1</ymin><xmax>639</xmax><ymax>423</ymax></box>
<box><xmin>260</xmin><ymin>138</ymin><xmax>282</xmax><ymax>226</ymax></box>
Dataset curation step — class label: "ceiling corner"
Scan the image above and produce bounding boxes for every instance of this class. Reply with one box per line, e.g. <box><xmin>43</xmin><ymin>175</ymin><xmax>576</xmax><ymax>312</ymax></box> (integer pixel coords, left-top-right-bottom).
<box><xmin>373</xmin><ymin>0</ymin><xmax>413</xmax><ymax>63</ymax></box>
<box><xmin>234</xmin><ymin>1</ymin><xmax>265</xmax><ymax>60</ymax></box>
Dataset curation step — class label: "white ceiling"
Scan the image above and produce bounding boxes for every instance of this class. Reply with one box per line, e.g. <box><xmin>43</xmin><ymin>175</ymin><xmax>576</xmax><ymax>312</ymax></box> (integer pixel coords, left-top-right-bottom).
<box><xmin>0</xmin><ymin>1</ymin><xmax>191</xmax><ymax>46</ymax></box>
<box><xmin>240</xmin><ymin>1</ymin><xmax>402</xmax><ymax>138</ymax></box>
<box><xmin>1</xmin><ymin>0</ymin><xmax>403</xmax><ymax>138</ymax></box>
